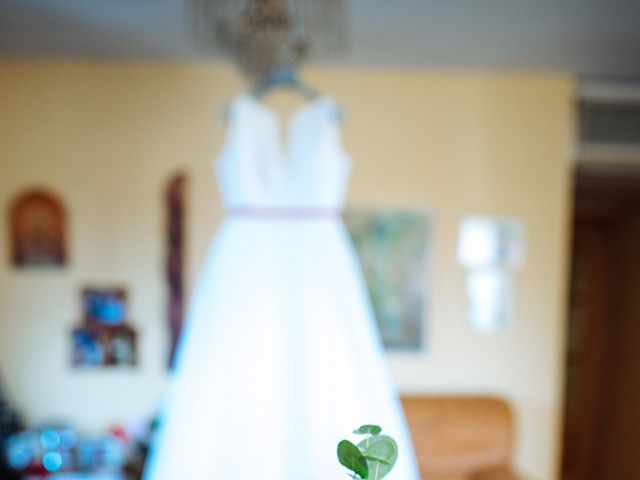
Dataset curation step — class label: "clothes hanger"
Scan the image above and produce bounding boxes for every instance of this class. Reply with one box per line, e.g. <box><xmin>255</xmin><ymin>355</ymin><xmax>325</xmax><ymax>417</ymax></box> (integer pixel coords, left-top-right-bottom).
<box><xmin>223</xmin><ymin>66</ymin><xmax>343</xmax><ymax>123</ymax></box>
<box><xmin>251</xmin><ymin>66</ymin><xmax>319</xmax><ymax>101</ymax></box>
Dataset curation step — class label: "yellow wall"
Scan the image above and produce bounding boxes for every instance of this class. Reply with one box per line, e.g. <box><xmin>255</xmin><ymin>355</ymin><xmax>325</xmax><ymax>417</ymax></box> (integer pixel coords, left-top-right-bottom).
<box><xmin>0</xmin><ymin>61</ymin><xmax>573</xmax><ymax>479</ymax></box>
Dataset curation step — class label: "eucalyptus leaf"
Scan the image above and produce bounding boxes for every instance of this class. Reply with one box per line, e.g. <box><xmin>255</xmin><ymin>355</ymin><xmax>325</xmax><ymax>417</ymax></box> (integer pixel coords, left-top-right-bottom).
<box><xmin>358</xmin><ymin>435</ymin><xmax>398</xmax><ymax>480</ymax></box>
<box><xmin>337</xmin><ymin>440</ymin><xmax>369</xmax><ymax>479</ymax></box>
<box><xmin>353</xmin><ymin>425</ymin><xmax>382</xmax><ymax>436</ymax></box>
<box><xmin>364</xmin><ymin>456</ymin><xmax>391</xmax><ymax>466</ymax></box>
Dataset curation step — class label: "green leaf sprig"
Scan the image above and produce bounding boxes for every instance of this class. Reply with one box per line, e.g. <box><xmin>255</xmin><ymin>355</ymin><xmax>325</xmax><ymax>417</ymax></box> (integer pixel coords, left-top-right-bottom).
<box><xmin>337</xmin><ymin>425</ymin><xmax>398</xmax><ymax>480</ymax></box>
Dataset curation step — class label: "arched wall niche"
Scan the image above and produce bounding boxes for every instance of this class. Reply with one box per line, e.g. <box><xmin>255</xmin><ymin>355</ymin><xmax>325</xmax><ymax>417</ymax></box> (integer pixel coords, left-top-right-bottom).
<box><xmin>9</xmin><ymin>188</ymin><xmax>67</xmax><ymax>268</ymax></box>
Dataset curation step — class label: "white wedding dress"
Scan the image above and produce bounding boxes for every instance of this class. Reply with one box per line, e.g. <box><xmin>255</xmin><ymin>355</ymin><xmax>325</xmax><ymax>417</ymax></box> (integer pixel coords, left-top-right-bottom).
<box><xmin>143</xmin><ymin>94</ymin><xmax>420</xmax><ymax>480</ymax></box>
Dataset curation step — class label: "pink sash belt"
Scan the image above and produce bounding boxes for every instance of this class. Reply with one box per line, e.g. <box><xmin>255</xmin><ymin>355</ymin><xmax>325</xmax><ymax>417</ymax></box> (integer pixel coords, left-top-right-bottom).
<box><xmin>226</xmin><ymin>206</ymin><xmax>340</xmax><ymax>220</ymax></box>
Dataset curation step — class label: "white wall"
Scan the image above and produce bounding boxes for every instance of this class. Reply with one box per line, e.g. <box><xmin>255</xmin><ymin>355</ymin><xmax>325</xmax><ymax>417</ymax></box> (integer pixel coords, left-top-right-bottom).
<box><xmin>0</xmin><ymin>61</ymin><xmax>573</xmax><ymax>479</ymax></box>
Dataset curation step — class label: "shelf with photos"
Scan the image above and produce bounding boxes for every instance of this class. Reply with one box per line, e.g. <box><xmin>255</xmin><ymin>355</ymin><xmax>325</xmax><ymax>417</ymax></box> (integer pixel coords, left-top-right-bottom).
<box><xmin>71</xmin><ymin>288</ymin><xmax>138</xmax><ymax>368</ymax></box>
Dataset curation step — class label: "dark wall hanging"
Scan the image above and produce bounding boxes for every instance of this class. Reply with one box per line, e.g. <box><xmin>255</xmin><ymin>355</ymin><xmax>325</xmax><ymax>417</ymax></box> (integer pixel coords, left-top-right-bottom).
<box><xmin>9</xmin><ymin>188</ymin><xmax>67</xmax><ymax>267</ymax></box>
<box><xmin>166</xmin><ymin>173</ymin><xmax>187</xmax><ymax>368</ymax></box>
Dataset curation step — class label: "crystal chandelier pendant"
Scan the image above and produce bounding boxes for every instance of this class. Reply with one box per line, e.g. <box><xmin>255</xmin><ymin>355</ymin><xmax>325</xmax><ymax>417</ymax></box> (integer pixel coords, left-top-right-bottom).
<box><xmin>191</xmin><ymin>0</ymin><xmax>348</xmax><ymax>81</ymax></box>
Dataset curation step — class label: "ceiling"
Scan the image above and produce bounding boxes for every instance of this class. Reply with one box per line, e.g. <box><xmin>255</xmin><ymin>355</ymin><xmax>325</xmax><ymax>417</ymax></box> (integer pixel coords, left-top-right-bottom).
<box><xmin>2</xmin><ymin>0</ymin><xmax>640</xmax><ymax>76</ymax></box>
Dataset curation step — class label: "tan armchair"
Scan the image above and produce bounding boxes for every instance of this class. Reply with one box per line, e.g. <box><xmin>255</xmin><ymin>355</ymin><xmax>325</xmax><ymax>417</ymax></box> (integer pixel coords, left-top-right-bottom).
<box><xmin>401</xmin><ymin>396</ymin><xmax>523</xmax><ymax>480</ymax></box>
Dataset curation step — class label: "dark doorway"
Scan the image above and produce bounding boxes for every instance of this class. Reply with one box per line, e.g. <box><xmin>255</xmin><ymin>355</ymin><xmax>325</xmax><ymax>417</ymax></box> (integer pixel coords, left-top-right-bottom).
<box><xmin>562</xmin><ymin>164</ymin><xmax>640</xmax><ymax>480</ymax></box>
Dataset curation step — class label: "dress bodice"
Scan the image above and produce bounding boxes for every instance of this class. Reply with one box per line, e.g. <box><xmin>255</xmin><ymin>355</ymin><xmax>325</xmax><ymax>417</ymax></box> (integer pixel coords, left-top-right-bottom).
<box><xmin>215</xmin><ymin>94</ymin><xmax>351</xmax><ymax>211</ymax></box>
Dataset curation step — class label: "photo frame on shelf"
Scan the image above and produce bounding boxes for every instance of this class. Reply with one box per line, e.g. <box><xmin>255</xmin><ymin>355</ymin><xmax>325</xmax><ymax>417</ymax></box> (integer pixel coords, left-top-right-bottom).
<box><xmin>72</xmin><ymin>326</ymin><xmax>105</xmax><ymax>367</ymax></box>
<box><xmin>83</xmin><ymin>288</ymin><xmax>127</xmax><ymax>326</ymax></box>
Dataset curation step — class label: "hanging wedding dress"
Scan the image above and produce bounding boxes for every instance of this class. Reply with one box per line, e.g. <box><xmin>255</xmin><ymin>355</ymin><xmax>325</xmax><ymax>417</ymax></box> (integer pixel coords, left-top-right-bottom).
<box><xmin>143</xmin><ymin>94</ymin><xmax>420</xmax><ymax>480</ymax></box>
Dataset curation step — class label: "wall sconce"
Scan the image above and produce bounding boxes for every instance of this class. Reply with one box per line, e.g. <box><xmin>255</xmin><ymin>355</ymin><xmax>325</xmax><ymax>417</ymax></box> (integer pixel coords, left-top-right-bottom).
<box><xmin>457</xmin><ymin>216</ymin><xmax>527</xmax><ymax>333</ymax></box>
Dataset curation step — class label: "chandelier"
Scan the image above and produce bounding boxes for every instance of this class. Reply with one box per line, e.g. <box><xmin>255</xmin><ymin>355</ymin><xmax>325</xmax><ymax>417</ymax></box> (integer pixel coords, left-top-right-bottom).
<box><xmin>191</xmin><ymin>0</ymin><xmax>348</xmax><ymax>82</ymax></box>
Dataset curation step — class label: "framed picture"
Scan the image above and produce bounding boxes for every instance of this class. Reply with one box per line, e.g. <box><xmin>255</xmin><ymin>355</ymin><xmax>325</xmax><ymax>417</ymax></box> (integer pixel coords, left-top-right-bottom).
<box><xmin>106</xmin><ymin>325</ymin><xmax>137</xmax><ymax>366</ymax></box>
<box><xmin>344</xmin><ymin>208</ymin><xmax>432</xmax><ymax>350</ymax></box>
<box><xmin>9</xmin><ymin>189</ymin><xmax>67</xmax><ymax>267</ymax></box>
<box><xmin>71</xmin><ymin>327</ymin><xmax>105</xmax><ymax>367</ymax></box>
<box><xmin>83</xmin><ymin>288</ymin><xmax>127</xmax><ymax>326</ymax></box>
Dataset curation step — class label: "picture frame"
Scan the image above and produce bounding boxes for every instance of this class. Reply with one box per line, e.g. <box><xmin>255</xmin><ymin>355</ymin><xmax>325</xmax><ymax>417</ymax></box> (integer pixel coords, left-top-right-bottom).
<box><xmin>344</xmin><ymin>208</ymin><xmax>432</xmax><ymax>350</ymax></box>
<box><xmin>82</xmin><ymin>288</ymin><xmax>127</xmax><ymax>326</ymax></box>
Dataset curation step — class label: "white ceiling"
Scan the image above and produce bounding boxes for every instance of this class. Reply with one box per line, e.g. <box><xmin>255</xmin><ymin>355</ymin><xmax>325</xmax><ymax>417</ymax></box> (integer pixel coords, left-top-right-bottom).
<box><xmin>2</xmin><ymin>0</ymin><xmax>640</xmax><ymax>76</ymax></box>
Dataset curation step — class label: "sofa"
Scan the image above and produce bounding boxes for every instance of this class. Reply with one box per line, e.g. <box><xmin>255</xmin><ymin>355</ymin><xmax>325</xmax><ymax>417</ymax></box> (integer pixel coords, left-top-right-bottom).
<box><xmin>401</xmin><ymin>396</ymin><xmax>523</xmax><ymax>480</ymax></box>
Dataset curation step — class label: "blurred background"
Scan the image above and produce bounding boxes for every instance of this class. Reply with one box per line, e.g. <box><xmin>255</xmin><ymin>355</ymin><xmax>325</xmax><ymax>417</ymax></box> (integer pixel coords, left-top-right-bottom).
<box><xmin>1</xmin><ymin>1</ymin><xmax>640</xmax><ymax>479</ymax></box>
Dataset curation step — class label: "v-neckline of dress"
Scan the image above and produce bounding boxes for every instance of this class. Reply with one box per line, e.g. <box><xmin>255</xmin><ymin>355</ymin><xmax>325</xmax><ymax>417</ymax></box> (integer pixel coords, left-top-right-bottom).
<box><xmin>239</xmin><ymin>93</ymin><xmax>333</xmax><ymax>164</ymax></box>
